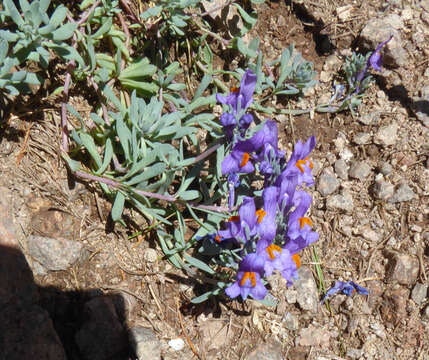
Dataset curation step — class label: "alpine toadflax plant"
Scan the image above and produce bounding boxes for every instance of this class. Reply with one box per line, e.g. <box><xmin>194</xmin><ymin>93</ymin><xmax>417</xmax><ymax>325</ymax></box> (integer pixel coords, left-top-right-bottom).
<box><xmin>198</xmin><ymin>69</ymin><xmax>319</xmax><ymax>302</ymax></box>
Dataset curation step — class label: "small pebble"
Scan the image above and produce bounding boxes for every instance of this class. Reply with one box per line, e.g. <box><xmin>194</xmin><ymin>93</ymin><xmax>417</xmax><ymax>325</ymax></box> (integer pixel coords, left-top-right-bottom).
<box><xmin>168</xmin><ymin>338</ymin><xmax>185</xmax><ymax>351</ymax></box>
<box><xmin>353</xmin><ymin>132</ymin><xmax>372</xmax><ymax>145</ymax></box>
<box><xmin>389</xmin><ymin>184</ymin><xmax>416</xmax><ymax>203</ymax></box>
<box><xmin>143</xmin><ymin>248</ymin><xmax>158</xmax><ymax>263</ymax></box>
<box><xmin>317</xmin><ymin>169</ymin><xmax>340</xmax><ymax>196</ymax></box>
<box><xmin>411</xmin><ymin>283</ymin><xmax>428</xmax><ymax>305</ymax></box>
<box><xmin>334</xmin><ymin>159</ymin><xmax>349</xmax><ymax>180</ymax></box>
<box><xmin>349</xmin><ymin>161</ymin><xmax>372</xmax><ymax>181</ymax></box>
<box><xmin>374</xmin><ymin>123</ymin><xmax>398</xmax><ymax>147</ymax></box>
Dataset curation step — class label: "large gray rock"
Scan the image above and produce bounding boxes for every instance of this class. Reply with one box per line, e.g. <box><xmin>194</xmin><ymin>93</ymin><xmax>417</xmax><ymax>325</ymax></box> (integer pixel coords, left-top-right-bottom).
<box><xmin>388</xmin><ymin>183</ymin><xmax>416</xmax><ymax>203</ymax></box>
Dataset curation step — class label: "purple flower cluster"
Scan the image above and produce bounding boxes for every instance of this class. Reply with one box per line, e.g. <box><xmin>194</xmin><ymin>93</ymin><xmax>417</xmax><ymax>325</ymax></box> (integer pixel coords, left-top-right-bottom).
<box><xmin>214</xmin><ymin>70</ymin><xmax>319</xmax><ymax>301</ymax></box>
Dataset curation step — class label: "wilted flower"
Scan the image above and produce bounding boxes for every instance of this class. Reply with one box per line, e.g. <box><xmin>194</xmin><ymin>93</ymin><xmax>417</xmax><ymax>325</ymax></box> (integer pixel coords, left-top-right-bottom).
<box><xmin>321</xmin><ymin>280</ymin><xmax>369</xmax><ymax>304</ymax></box>
<box><xmin>368</xmin><ymin>35</ymin><xmax>393</xmax><ymax>71</ymax></box>
<box><xmin>225</xmin><ymin>253</ymin><xmax>267</xmax><ymax>300</ymax></box>
<box><xmin>355</xmin><ymin>35</ymin><xmax>393</xmax><ymax>90</ymax></box>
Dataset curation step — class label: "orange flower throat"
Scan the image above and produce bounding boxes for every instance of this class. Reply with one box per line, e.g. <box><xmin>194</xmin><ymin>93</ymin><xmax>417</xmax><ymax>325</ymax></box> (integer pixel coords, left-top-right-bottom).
<box><xmin>266</xmin><ymin>244</ymin><xmax>282</xmax><ymax>260</ymax></box>
<box><xmin>299</xmin><ymin>217</ymin><xmax>312</xmax><ymax>229</ymax></box>
<box><xmin>255</xmin><ymin>209</ymin><xmax>266</xmax><ymax>224</ymax></box>
<box><xmin>240</xmin><ymin>272</ymin><xmax>256</xmax><ymax>287</ymax></box>
<box><xmin>295</xmin><ymin>156</ymin><xmax>313</xmax><ymax>173</ymax></box>
<box><xmin>240</xmin><ymin>152</ymin><xmax>250</xmax><ymax>168</ymax></box>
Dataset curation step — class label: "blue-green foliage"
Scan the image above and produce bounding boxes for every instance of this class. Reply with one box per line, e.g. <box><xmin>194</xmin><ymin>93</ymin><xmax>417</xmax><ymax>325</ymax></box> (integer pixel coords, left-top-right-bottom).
<box><xmin>0</xmin><ymin>0</ymin><xmax>378</xmax><ymax>300</ymax></box>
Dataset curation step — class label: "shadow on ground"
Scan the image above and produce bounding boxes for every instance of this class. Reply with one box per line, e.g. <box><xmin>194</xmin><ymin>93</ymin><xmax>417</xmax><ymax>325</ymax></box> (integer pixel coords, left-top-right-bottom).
<box><xmin>0</xmin><ymin>245</ymin><xmax>138</xmax><ymax>360</ymax></box>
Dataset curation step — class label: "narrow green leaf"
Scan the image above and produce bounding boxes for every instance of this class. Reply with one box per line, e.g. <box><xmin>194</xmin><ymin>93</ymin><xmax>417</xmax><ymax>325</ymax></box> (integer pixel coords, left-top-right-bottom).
<box><xmin>116</xmin><ymin>116</ymin><xmax>131</xmax><ymax>160</ymax></box>
<box><xmin>119</xmin><ymin>59</ymin><xmax>156</xmax><ymax>80</ymax></box>
<box><xmin>233</xmin><ymin>3</ymin><xmax>257</xmax><ymax>25</ymax></box>
<box><xmin>126</xmin><ymin>163</ymin><xmax>166</xmax><ymax>186</ymax></box>
<box><xmin>192</xmin><ymin>74</ymin><xmax>212</xmax><ymax>101</ymax></box>
<box><xmin>120</xmin><ymin>79</ymin><xmax>159</xmax><ymax>96</ymax></box>
<box><xmin>184</xmin><ymin>254</ymin><xmax>215</xmax><ymax>275</ymax></box>
<box><xmin>5</xmin><ymin>0</ymin><xmax>24</xmax><ymax>27</ymax></box>
<box><xmin>96</xmin><ymin>138</ymin><xmax>113</xmax><ymax>174</ymax></box>
<box><xmin>140</xmin><ymin>5</ymin><xmax>162</xmax><ymax>20</ymax></box>
<box><xmin>80</xmin><ymin>132</ymin><xmax>102</xmax><ymax>168</ymax></box>
<box><xmin>179</xmin><ymin>190</ymin><xmax>200</xmax><ymax>201</ymax></box>
<box><xmin>48</xmin><ymin>5</ymin><xmax>67</xmax><ymax>28</ymax></box>
<box><xmin>52</xmin><ymin>22</ymin><xmax>77</xmax><ymax>41</ymax></box>
<box><xmin>186</xmin><ymin>94</ymin><xmax>216</xmax><ymax>113</ymax></box>
<box><xmin>92</xmin><ymin>17</ymin><xmax>112</xmax><ymax>38</ymax></box>
<box><xmin>191</xmin><ymin>291</ymin><xmax>214</xmax><ymax>304</ymax></box>
<box><xmin>111</xmin><ymin>192</ymin><xmax>125</xmax><ymax>222</ymax></box>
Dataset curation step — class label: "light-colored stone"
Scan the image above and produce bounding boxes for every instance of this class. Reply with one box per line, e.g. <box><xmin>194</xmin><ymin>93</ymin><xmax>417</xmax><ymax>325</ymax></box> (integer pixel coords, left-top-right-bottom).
<box><xmin>334</xmin><ymin>159</ymin><xmax>349</xmax><ymax>180</ymax></box>
<box><xmin>294</xmin><ymin>266</ymin><xmax>319</xmax><ymax>313</ymax></box>
<box><xmin>411</xmin><ymin>283</ymin><xmax>428</xmax><ymax>305</ymax></box>
<box><xmin>297</xmin><ymin>325</ymin><xmax>331</xmax><ymax>347</ymax></box>
<box><xmin>374</xmin><ymin>123</ymin><xmax>398</xmax><ymax>147</ymax></box>
<box><xmin>143</xmin><ymin>248</ymin><xmax>158</xmax><ymax>263</ymax></box>
<box><xmin>386</xmin><ymin>252</ymin><xmax>419</xmax><ymax>285</ymax></box>
<box><xmin>200</xmin><ymin>320</ymin><xmax>228</xmax><ymax>351</ymax></box>
<box><xmin>326</xmin><ymin>191</ymin><xmax>354</xmax><ymax>212</ymax></box>
<box><xmin>353</xmin><ymin>132</ymin><xmax>372</xmax><ymax>145</ymax></box>
<box><xmin>129</xmin><ymin>327</ymin><xmax>161</xmax><ymax>360</ymax></box>
<box><xmin>317</xmin><ymin>169</ymin><xmax>340</xmax><ymax>196</ymax></box>
<box><xmin>282</xmin><ymin>312</ymin><xmax>299</xmax><ymax>331</ymax></box>
<box><xmin>389</xmin><ymin>183</ymin><xmax>416</xmax><ymax>203</ymax></box>
<box><xmin>349</xmin><ymin>161</ymin><xmax>372</xmax><ymax>181</ymax></box>
<box><xmin>27</xmin><ymin>235</ymin><xmax>83</xmax><ymax>271</ymax></box>
<box><xmin>373</xmin><ymin>178</ymin><xmax>394</xmax><ymax>201</ymax></box>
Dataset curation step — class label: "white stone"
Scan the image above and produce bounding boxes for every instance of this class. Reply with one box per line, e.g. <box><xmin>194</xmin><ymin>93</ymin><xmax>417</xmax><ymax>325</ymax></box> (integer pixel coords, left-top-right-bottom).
<box><xmin>168</xmin><ymin>338</ymin><xmax>185</xmax><ymax>351</ymax></box>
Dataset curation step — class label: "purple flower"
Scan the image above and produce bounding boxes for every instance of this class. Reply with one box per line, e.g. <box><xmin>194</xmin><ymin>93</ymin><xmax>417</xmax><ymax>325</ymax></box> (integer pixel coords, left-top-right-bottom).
<box><xmin>254</xmin><ymin>186</ymin><xmax>278</xmax><ymax>244</ymax></box>
<box><xmin>239</xmin><ymin>113</ymin><xmax>253</xmax><ymax>132</ymax></box>
<box><xmin>221</xmin><ymin>147</ymin><xmax>255</xmax><ymax>175</ymax></box>
<box><xmin>287</xmin><ymin>191</ymin><xmax>314</xmax><ymax>240</ymax></box>
<box><xmin>216</xmin><ymin>70</ymin><xmax>257</xmax><ymax>114</ymax></box>
<box><xmin>217</xmin><ymin>196</ymin><xmax>256</xmax><ymax>243</ymax></box>
<box><xmin>355</xmin><ymin>36</ymin><xmax>393</xmax><ymax>88</ymax></box>
<box><xmin>225</xmin><ymin>253</ymin><xmax>267</xmax><ymax>300</ymax></box>
<box><xmin>256</xmin><ymin>242</ymin><xmax>301</xmax><ymax>285</ymax></box>
<box><xmin>368</xmin><ymin>35</ymin><xmax>393</xmax><ymax>72</ymax></box>
<box><xmin>220</xmin><ymin>113</ymin><xmax>236</xmax><ymax>140</ymax></box>
<box><xmin>321</xmin><ymin>281</ymin><xmax>369</xmax><ymax>304</ymax></box>
<box><xmin>282</xmin><ymin>136</ymin><xmax>316</xmax><ymax>186</ymax></box>
<box><xmin>227</xmin><ymin>173</ymin><xmax>240</xmax><ymax>210</ymax></box>
<box><xmin>241</xmin><ymin>119</ymin><xmax>279</xmax><ymax>152</ymax></box>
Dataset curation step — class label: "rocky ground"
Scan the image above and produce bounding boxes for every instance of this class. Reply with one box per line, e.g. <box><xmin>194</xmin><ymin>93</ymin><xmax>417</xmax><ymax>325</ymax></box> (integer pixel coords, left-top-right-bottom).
<box><xmin>0</xmin><ymin>1</ymin><xmax>428</xmax><ymax>360</ymax></box>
